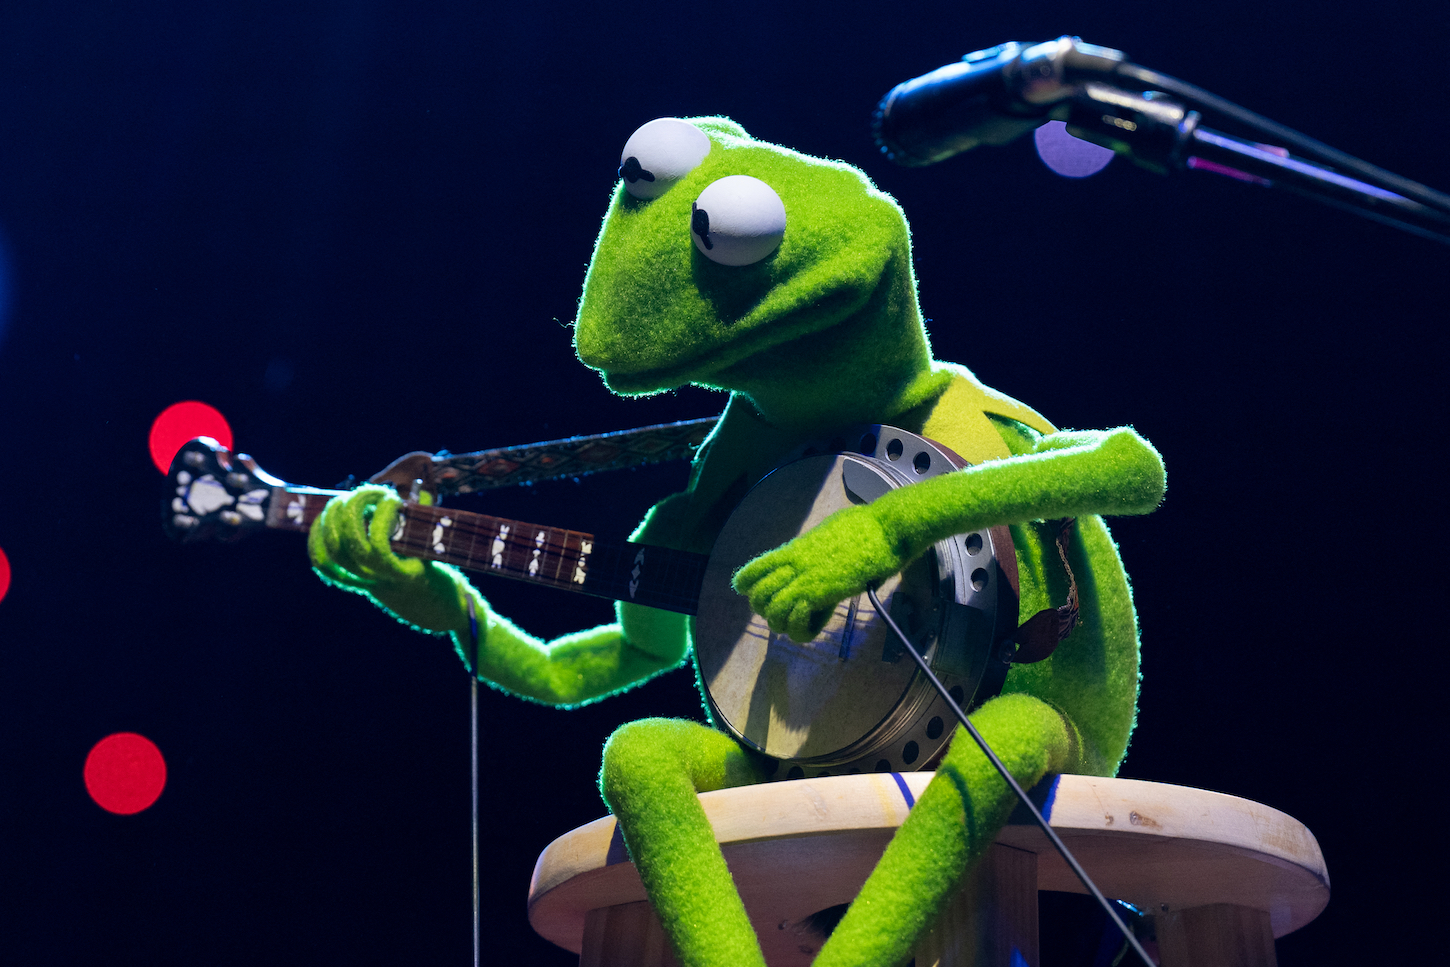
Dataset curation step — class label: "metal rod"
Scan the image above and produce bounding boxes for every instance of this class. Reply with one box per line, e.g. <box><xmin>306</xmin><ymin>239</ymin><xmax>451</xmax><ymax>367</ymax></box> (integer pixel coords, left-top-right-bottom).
<box><xmin>1185</xmin><ymin>126</ymin><xmax>1450</xmax><ymax>244</ymax></box>
<box><xmin>865</xmin><ymin>586</ymin><xmax>1153</xmax><ymax>966</ymax></box>
<box><xmin>467</xmin><ymin>596</ymin><xmax>481</xmax><ymax>967</ymax></box>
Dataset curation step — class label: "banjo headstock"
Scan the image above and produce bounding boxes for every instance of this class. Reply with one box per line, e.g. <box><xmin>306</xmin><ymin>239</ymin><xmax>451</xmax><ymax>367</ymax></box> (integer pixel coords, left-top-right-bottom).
<box><xmin>163</xmin><ymin>438</ymin><xmax>287</xmax><ymax>543</ymax></box>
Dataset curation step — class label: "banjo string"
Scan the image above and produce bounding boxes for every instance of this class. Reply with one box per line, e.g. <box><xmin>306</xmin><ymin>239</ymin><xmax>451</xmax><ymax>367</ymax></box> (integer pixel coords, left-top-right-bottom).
<box><xmin>864</xmin><ymin>586</ymin><xmax>1154</xmax><ymax>967</ymax></box>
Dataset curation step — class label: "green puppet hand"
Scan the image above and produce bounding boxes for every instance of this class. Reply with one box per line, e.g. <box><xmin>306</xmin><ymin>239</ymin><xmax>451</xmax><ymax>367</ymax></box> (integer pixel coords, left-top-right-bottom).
<box><xmin>732</xmin><ymin>503</ymin><xmax>903</xmax><ymax>643</ymax></box>
<box><xmin>309</xmin><ymin>485</ymin><xmax>472</xmax><ymax>634</ymax></box>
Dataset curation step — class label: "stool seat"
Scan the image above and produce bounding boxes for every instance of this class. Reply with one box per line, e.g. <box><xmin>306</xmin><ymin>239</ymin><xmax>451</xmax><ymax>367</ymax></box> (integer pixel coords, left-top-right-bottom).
<box><xmin>528</xmin><ymin>773</ymin><xmax>1328</xmax><ymax>965</ymax></box>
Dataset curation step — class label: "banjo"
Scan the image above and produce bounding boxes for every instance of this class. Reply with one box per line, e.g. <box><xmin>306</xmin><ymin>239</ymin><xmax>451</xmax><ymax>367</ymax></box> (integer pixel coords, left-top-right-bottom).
<box><xmin>164</xmin><ymin>423</ymin><xmax>1036</xmax><ymax>778</ymax></box>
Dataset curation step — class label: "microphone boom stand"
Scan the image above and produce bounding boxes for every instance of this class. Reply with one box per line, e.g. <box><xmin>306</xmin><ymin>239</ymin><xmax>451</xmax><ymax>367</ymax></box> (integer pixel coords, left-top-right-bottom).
<box><xmin>874</xmin><ymin>36</ymin><xmax>1450</xmax><ymax>245</ymax></box>
<box><xmin>1062</xmin><ymin>81</ymin><xmax>1450</xmax><ymax>244</ymax></box>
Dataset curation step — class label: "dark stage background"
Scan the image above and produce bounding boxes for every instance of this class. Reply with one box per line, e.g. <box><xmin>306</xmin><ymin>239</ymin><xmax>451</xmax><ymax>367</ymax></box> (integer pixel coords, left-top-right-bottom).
<box><xmin>1</xmin><ymin>2</ymin><xmax>1444</xmax><ymax>963</ymax></box>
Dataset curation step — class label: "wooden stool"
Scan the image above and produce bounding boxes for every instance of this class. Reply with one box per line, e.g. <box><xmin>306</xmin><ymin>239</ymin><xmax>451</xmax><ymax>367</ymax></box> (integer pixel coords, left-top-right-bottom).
<box><xmin>527</xmin><ymin>774</ymin><xmax>1328</xmax><ymax>967</ymax></box>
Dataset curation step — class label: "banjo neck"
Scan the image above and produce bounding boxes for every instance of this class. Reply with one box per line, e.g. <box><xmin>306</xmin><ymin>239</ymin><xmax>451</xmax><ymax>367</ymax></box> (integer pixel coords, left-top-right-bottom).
<box><xmin>165</xmin><ymin>431</ymin><xmax>1019</xmax><ymax>775</ymax></box>
<box><xmin>260</xmin><ymin>483</ymin><xmax>709</xmax><ymax>616</ymax></box>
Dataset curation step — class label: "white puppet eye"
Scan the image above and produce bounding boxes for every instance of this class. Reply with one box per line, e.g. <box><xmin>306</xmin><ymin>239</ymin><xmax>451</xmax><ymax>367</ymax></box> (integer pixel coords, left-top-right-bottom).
<box><xmin>689</xmin><ymin>175</ymin><xmax>786</xmax><ymax>266</ymax></box>
<box><xmin>618</xmin><ymin>118</ymin><xmax>711</xmax><ymax>200</ymax></box>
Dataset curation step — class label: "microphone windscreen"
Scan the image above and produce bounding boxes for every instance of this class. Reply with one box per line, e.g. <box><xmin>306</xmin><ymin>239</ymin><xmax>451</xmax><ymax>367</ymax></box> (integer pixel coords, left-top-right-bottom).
<box><xmin>873</xmin><ymin>53</ymin><xmax>1053</xmax><ymax>167</ymax></box>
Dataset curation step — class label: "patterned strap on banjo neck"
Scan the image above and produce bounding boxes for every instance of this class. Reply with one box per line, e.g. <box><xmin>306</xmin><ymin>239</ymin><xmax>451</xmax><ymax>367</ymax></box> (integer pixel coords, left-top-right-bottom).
<box><xmin>368</xmin><ymin>417</ymin><xmax>720</xmax><ymax>496</ymax></box>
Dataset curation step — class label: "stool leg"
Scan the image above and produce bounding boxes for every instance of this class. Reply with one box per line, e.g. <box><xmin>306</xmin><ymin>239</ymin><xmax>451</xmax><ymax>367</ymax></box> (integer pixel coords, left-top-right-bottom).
<box><xmin>1156</xmin><ymin>904</ymin><xmax>1276</xmax><ymax>967</ymax></box>
<box><xmin>916</xmin><ymin>843</ymin><xmax>1039</xmax><ymax>967</ymax></box>
<box><xmin>580</xmin><ymin>900</ymin><xmax>680</xmax><ymax>967</ymax></box>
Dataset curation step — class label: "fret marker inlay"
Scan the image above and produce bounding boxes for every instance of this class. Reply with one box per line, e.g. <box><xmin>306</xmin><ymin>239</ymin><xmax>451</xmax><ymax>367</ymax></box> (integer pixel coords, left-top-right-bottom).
<box><xmin>573</xmin><ymin>540</ymin><xmax>592</xmax><ymax>584</ymax></box>
<box><xmin>433</xmin><ymin>516</ymin><xmax>453</xmax><ymax>554</ymax></box>
<box><xmin>491</xmin><ymin>525</ymin><xmax>510</xmax><ymax>569</ymax></box>
<box><xmin>264</xmin><ymin>482</ymin><xmax>704</xmax><ymax>616</ymax></box>
<box><xmin>171</xmin><ymin>437</ymin><xmax>711</xmax><ymax>618</ymax></box>
<box><xmin>629</xmin><ymin>549</ymin><xmax>645</xmax><ymax>599</ymax></box>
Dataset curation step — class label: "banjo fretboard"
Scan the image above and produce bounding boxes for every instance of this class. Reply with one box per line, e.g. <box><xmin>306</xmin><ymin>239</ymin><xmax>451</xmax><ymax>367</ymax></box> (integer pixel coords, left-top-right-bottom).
<box><xmin>264</xmin><ymin>486</ymin><xmax>707</xmax><ymax>615</ymax></box>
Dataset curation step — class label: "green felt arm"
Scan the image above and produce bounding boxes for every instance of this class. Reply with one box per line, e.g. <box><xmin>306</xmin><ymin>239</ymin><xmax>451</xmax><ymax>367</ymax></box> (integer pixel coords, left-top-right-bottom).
<box><xmin>733</xmin><ymin>427</ymin><xmax>1165</xmax><ymax>641</ymax></box>
<box><xmin>309</xmin><ymin>485</ymin><xmax>475</xmax><ymax>633</ymax></box>
<box><xmin>309</xmin><ymin>486</ymin><xmax>689</xmax><ymax>706</ymax></box>
<box><xmin>470</xmin><ymin>600</ymin><xmax>688</xmax><ymax>707</ymax></box>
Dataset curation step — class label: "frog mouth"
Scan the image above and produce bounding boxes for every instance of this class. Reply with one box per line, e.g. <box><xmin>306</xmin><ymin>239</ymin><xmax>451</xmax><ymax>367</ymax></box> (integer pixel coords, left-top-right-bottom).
<box><xmin>598</xmin><ymin>273</ymin><xmax>881</xmax><ymax>394</ymax></box>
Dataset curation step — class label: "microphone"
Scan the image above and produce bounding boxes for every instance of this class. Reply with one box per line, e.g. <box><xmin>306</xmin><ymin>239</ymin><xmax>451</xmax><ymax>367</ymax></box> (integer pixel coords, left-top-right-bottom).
<box><xmin>873</xmin><ymin>37</ymin><xmax>1127</xmax><ymax>167</ymax></box>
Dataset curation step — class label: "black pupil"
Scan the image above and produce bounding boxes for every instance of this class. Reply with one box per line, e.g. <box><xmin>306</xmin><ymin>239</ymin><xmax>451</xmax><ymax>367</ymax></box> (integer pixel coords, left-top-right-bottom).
<box><xmin>619</xmin><ymin>156</ymin><xmax>655</xmax><ymax>184</ymax></box>
<box><xmin>691</xmin><ymin>203</ymin><xmax>712</xmax><ymax>250</ymax></box>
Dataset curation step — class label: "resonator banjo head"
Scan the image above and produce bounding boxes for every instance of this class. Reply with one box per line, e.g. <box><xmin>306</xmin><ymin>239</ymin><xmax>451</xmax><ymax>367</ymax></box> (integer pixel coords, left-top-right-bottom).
<box><xmin>694</xmin><ymin>425</ymin><xmax>1010</xmax><ymax>778</ymax></box>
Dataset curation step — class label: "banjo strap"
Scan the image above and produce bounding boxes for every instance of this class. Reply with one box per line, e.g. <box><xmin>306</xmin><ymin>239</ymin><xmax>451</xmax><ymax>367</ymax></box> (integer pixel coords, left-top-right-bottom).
<box><xmin>429</xmin><ymin>418</ymin><xmax>717</xmax><ymax>493</ymax></box>
<box><xmin>367</xmin><ymin>418</ymin><xmax>720</xmax><ymax>496</ymax></box>
<box><xmin>1008</xmin><ymin>518</ymin><xmax>1080</xmax><ymax>664</ymax></box>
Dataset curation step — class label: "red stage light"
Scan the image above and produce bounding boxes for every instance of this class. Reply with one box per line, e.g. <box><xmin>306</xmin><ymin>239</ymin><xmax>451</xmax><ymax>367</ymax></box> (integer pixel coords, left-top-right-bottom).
<box><xmin>84</xmin><ymin>732</ymin><xmax>168</xmax><ymax>815</ymax></box>
<box><xmin>148</xmin><ymin>401</ymin><xmax>232</xmax><ymax>473</ymax></box>
<box><xmin>0</xmin><ymin>546</ymin><xmax>10</xmax><ymax>604</ymax></box>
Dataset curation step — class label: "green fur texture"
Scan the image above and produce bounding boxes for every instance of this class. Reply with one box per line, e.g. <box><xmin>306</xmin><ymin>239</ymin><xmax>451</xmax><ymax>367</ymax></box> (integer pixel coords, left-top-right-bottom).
<box><xmin>576</xmin><ymin>116</ymin><xmax>910</xmax><ymax>390</ymax></box>
<box><xmin>310</xmin><ymin>485</ymin><xmax>688</xmax><ymax>706</ymax></box>
<box><xmin>310</xmin><ymin>116</ymin><xmax>1167</xmax><ymax>966</ymax></box>
<box><xmin>468</xmin><ymin>607</ymin><xmax>685</xmax><ymax>708</ymax></box>
<box><xmin>309</xmin><ymin>485</ymin><xmax>473</xmax><ymax>634</ymax></box>
<box><xmin>814</xmin><ymin>694</ymin><xmax>1077</xmax><ymax>967</ymax></box>
<box><xmin>599</xmin><ymin>719</ymin><xmax>770</xmax><ymax>967</ymax></box>
<box><xmin>578</xmin><ymin>119</ymin><xmax>1163</xmax><ymax>966</ymax></box>
<box><xmin>575</xmin><ymin>116</ymin><xmax>943</xmax><ymax>433</ymax></box>
<box><xmin>733</xmin><ymin>424</ymin><xmax>1163</xmax><ymax>643</ymax></box>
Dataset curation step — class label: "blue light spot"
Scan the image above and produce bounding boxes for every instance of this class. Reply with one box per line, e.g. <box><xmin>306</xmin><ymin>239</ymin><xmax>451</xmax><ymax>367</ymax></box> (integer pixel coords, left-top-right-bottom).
<box><xmin>1034</xmin><ymin>121</ymin><xmax>1114</xmax><ymax>178</ymax></box>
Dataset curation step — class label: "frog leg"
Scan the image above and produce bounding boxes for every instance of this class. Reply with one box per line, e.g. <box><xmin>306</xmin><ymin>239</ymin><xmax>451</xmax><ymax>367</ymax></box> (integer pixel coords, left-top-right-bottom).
<box><xmin>599</xmin><ymin>718</ymin><xmax>771</xmax><ymax>967</ymax></box>
<box><xmin>813</xmin><ymin>693</ymin><xmax>1080</xmax><ymax>967</ymax></box>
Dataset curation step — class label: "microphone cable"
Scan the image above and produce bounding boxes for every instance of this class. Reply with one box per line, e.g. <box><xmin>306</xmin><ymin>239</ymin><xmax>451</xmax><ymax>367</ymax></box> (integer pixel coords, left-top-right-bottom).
<box><xmin>865</xmin><ymin>585</ymin><xmax>1156</xmax><ymax>967</ymax></box>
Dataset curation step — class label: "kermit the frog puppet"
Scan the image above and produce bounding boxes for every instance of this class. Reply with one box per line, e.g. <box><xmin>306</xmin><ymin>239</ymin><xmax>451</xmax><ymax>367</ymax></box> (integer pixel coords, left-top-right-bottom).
<box><xmin>310</xmin><ymin>117</ymin><xmax>1165</xmax><ymax>967</ymax></box>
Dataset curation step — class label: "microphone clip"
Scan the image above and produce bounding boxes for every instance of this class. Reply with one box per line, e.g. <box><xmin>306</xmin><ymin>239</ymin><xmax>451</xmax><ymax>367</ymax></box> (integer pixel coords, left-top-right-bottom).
<box><xmin>873</xmin><ymin>36</ymin><xmax>1128</xmax><ymax>167</ymax></box>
